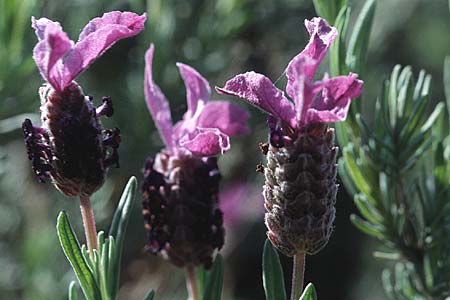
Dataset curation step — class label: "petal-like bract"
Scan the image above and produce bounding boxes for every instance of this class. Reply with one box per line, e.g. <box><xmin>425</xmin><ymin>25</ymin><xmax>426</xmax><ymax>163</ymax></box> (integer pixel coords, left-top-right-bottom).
<box><xmin>307</xmin><ymin>74</ymin><xmax>363</xmax><ymax>123</ymax></box>
<box><xmin>179</xmin><ymin>128</ymin><xmax>230</xmax><ymax>156</ymax></box>
<box><xmin>286</xmin><ymin>17</ymin><xmax>337</xmax><ymax>82</ymax></box>
<box><xmin>32</xmin><ymin>12</ymin><xmax>147</xmax><ymax>92</ymax></box>
<box><xmin>197</xmin><ymin>101</ymin><xmax>250</xmax><ymax>136</ymax></box>
<box><xmin>216</xmin><ymin>72</ymin><xmax>296</xmax><ymax>129</ymax></box>
<box><xmin>32</xmin><ymin>17</ymin><xmax>72</xmax><ymax>91</ymax></box>
<box><xmin>144</xmin><ymin>44</ymin><xmax>174</xmax><ymax>151</ymax></box>
<box><xmin>177</xmin><ymin>63</ymin><xmax>211</xmax><ymax>118</ymax></box>
<box><xmin>63</xmin><ymin>11</ymin><xmax>147</xmax><ymax>88</ymax></box>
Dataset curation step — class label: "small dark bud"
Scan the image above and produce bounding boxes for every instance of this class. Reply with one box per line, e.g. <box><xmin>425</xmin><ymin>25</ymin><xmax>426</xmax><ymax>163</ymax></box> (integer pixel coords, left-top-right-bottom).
<box><xmin>259</xmin><ymin>142</ymin><xmax>269</xmax><ymax>155</ymax></box>
<box><xmin>256</xmin><ymin>163</ymin><xmax>265</xmax><ymax>173</ymax></box>
<box><xmin>269</xmin><ymin>129</ymin><xmax>284</xmax><ymax>148</ymax></box>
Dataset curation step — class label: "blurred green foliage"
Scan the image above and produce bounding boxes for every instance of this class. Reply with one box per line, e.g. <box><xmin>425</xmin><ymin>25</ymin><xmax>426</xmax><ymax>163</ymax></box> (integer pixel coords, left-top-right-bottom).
<box><xmin>0</xmin><ymin>0</ymin><xmax>449</xmax><ymax>299</ymax></box>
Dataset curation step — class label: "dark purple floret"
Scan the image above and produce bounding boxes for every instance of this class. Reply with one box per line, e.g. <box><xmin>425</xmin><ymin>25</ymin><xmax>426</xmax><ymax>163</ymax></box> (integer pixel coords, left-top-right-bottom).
<box><xmin>141</xmin><ymin>154</ymin><xmax>224</xmax><ymax>269</ymax></box>
<box><xmin>23</xmin><ymin>82</ymin><xmax>121</xmax><ymax>197</ymax></box>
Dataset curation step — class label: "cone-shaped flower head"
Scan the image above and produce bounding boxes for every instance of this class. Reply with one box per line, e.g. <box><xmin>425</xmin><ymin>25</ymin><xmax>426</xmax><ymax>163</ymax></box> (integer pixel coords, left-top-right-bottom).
<box><xmin>217</xmin><ymin>18</ymin><xmax>363</xmax><ymax>256</ymax></box>
<box><xmin>23</xmin><ymin>12</ymin><xmax>146</xmax><ymax>197</ymax></box>
<box><xmin>141</xmin><ymin>44</ymin><xmax>250</xmax><ymax>268</ymax></box>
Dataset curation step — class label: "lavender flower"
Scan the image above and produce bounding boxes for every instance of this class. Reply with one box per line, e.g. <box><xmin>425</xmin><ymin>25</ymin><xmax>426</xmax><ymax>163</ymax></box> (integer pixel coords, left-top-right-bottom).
<box><xmin>23</xmin><ymin>12</ymin><xmax>146</xmax><ymax>197</ymax></box>
<box><xmin>141</xmin><ymin>44</ymin><xmax>249</xmax><ymax>268</ymax></box>
<box><xmin>217</xmin><ymin>18</ymin><xmax>363</xmax><ymax>256</ymax></box>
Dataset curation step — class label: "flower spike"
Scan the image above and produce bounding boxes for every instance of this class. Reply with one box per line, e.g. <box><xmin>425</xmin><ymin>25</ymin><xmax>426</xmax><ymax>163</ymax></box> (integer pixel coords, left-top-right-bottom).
<box><xmin>24</xmin><ymin>11</ymin><xmax>146</xmax><ymax>197</ymax></box>
<box><xmin>141</xmin><ymin>44</ymin><xmax>249</xmax><ymax>269</ymax></box>
<box><xmin>217</xmin><ymin>17</ymin><xmax>363</xmax><ymax>256</ymax></box>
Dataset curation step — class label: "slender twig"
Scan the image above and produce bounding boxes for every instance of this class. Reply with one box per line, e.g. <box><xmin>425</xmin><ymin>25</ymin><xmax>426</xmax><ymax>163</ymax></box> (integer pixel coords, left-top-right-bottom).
<box><xmin>186</xmin><ymin>265</ymin><xmax>200</xmax><ymax>300</ymax></box>
<box><xmin>79</xmin><ymin>196</ymin><xmax>98</xmax><ymax>259</ymax></box>
<box><xmin>290</xmin><ymin>252</ymin><xmax>306</xmax><ymax>300</ymax></box>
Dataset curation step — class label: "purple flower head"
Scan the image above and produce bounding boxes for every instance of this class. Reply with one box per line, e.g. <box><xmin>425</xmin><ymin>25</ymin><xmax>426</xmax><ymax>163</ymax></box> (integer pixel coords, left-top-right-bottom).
<box><xmin>216</xmin><ymin>17</ymin><xmax>363</xmax><ymax>146</ymax></box>
<box><xmin>23</xmin><ymin>12</ymin><xmax>146</xmax><ymax>197</ymax></box>
<box><xmin>141</xmin><ymin>44</ymin><xmax>249</xmax><ymax>268</ymax></box>
<box><xmin>32</xmin><ymin>11</ymin><xmax>147</xmax><ymax>92</ymax></box>
<box><xmin>144</xmin><ymin>44</ymin><xmax>250</xmax><ymax>157</ymax></box>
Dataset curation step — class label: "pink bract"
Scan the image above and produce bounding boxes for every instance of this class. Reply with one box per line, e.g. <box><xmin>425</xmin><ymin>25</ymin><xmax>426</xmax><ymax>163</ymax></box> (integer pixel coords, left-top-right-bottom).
<box><xmin>32</xmin><ymin>11</ymin><xmax>147</xmax><ymax>92</ymax></box>
<box><xmin>216</xmin><ymin>17</ymin><xmax>363</xmax><ymax>129</ymax></box>
<box><xmin>144</xmin><ymin>44</ymin><xmax>250</xmax><ymax>157</ymax></box>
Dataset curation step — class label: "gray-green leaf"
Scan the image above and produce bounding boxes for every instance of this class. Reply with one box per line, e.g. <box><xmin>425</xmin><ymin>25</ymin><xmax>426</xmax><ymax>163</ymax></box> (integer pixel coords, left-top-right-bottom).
<box><xmin>262</xmin><ymin>239</ymin><xmax>286</xmax><ymax>300</ymax></box>
<box><xmin>144</xmin><ymin>290</ymin><xmax>155</xmax><ymax>300</ymax></box>
<box><xmin>57</xmin><ymin>211</ymin><xmax>101</xmax><ymax>300</ymax></box>
<box><xmin>108</xmin><ymin>176</ymin><xmax>138</xmax><ymax>295</ymax></box>
<box><xmin>345</xmin><ymin>0</ymin><xmax>376</xmax><ymax>75</ymax></box>
<box><xmin>299</xmin><ymin>283</ymin><xmax>317</xmax><ymax>300</ymax></box>
<box><xmin>203</xmin><ymin>255</ymin><xmax>224</xmax><ymax>300</ymax></box>
<box><xmin>68</xmin><ymin>281</ymin><xmax>78</xmax><ymax>300</ymax></box>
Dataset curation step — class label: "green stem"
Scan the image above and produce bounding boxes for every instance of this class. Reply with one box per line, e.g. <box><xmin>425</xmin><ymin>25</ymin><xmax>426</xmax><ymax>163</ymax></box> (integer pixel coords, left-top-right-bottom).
<box><xmin>79</xmin><ymin>196</ymin><xmax>98</xmax><ymax>259</ymax></box>
<box><xmin>290</xmin><ymin>252</ymin><xmax>306</xmax><ymax>300</ymax></box>
<box><xmin>186</xmin><ymin>265</ymin><xmax>200</xmax><ymax>300</ymax></box>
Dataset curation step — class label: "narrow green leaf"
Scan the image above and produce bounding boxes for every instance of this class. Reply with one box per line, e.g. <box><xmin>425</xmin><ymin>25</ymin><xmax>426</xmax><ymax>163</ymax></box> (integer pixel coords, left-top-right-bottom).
<box><xmin>345</xmin><ymin>0</ymin><xmax>376</xmax><ymax>75</ymax></box>
<box><xmin>343</xmin><ymin>147</ymin><xmax>377</xmax><ymax>204</ymax></box>
<box><xmin>57</xmin><ymin>211</ymin><xmax>101</xmax><ymax>300</ymax></box>
<box><xmin>144</xmin><ymin>290</ymin><xmax>155</xmax><ymax>300</ymax></box>
<box><xmin>388</xmin><ymin>65</ymin><xmax>401</xmax><ymax>129</ymax></box>
<box><xmin>196</xmin><ymin>266</ymin><xmax>207</xmax><ymax>295</ymax></box>
<box><xmin>203</xmin><ymin>255</ymin><xmax>224</xmax><ymax>300</ymax></box>
<box><xmin>109</xmin><ymin>177</ymin><xmax>138</xmax><ymax>295</ymax></box>
<box><xmin>299</xmin><ymin>283</ymin><xmax>317</xmax><ymax>300</ymax></box>
<box><xmin>68</xmin><ymin>281</ymin><xmax>78</xmax><ymax>300</ymax></box>
<box><xmin>350</xmin><ymin>214</ymin><xmax>384</xmax><ymax>238</ymax></box>
<box><xmin>262</xmin><ymin>239</ymin><xmax>286</xmax><ymax>300</ymax></box>
<box><xmin>353</xmin><ymin>194</ymin><xmax>383</xmax><ymax>224</ymax></box>
<box><xmin>312</xmin><ymin>0</ymin><xmax>334</xmax><ymax>24</ymax></box>
<box><xmin>338</xmin><ymin>158</ymin><xmax>358</xmax><ymax>197</ymax></box>
<box><xmin>420</xmin><ymin>102</ymin><xmax>444</xmax><ymax>133</ymax></box>
<box><xmin>330</xmin><ymin>5</ymin><xmax>350</xmax><ymax>76</ymax></box>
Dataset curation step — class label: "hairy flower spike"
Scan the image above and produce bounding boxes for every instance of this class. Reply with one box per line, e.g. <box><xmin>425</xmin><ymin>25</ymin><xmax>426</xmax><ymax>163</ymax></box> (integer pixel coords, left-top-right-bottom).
<box><xmin>23</xmin><ymin>12</ymin><xmax>146</xmax><ymax>197</ymax></box>
<box><xmin>265</xmin><ymin>124</ymin><xmax>338</xmax><ymax>255</ymax></box>
<box><xmin>217</xmin><ymin>17</ymin><xmax>363</xmax><ymax>256</ymax></box>
<box><xmin>141</xmin><ymin>44</ymin><xmax>249</xmax><ymax>268</ymax></box>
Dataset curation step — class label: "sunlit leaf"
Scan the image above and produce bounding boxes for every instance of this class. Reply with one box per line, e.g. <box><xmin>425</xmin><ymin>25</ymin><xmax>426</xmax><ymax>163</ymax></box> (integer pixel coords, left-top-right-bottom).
<box><xmin>144</xmin><ymin>290</ymin><xmax>155</xmax><ymax>300</ymax></box>
<box><xmin>299</xmin><ymin>283</ymin><xmax>317</xmax><ymax>300</ymax></box>
<box><xmin>57</xmin><ymin>211</ymin><xmax>101</xmax><ymax>300</ymax></box>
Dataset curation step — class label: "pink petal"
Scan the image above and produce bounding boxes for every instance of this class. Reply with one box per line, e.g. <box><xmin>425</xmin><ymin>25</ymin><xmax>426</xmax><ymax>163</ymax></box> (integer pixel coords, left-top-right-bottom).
<box><xmin>32</xmin><ymin>17</ymin><xmax>62</xmax><ymax>40</ymax></box>
<box><xmin>307</xmin><ymin>74</ymin><xmax>363</xmax><ymax>123</ymax></box>
<box><xmin>285</xmin><ymin>17</ymin><xmax>337</xmax><ymax>96</ymax></box>
<box><xmin>284</xmin><ymin>55</ymin><xmax>319</xmax><ymax>124</ymax></box>
<box><xmin>197</xmin><ymin>101</ymin><xmax>250</xmax><ymax>136</ymax></box>
<box><xmin>144</xmin><ymin>44</ymin><xmax>174</xmax><ymax>151</ymax></box>
<box><xmin>216</xmin><ymin>72</ymin><xmax>296</xmax><ymax>129</ymax></box>
<box><xmin>180</xmin><ymin>128</ymin><xmax>230</xmax><ymax>156</ymax></box>
<box><xmin>177</xmin><ymin>63</ymin><xmax>211</xmax><ymax>118</ymax></box>
<box><xmin>32</xmin><ymin>17</ymin><xmax>73</xmax><ymax>91</ymax></box>
<box><xmin>62</xmin><ymin>11</ymin><xmax>147</xmax><ymax>88</ymax></box>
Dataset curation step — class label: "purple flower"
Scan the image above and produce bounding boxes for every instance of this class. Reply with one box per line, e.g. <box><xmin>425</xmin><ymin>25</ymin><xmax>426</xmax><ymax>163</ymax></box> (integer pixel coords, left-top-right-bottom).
<box><xmin>216</xmin><ymin>17</ymin><xmax>363</xmax><ymax>145</ymax></box>
<box><xmin>141</xmin><ymin>44</ymin><xmax>249</xmax><ymax>268</ymax></box>
<box><xmin>23</xmin><ymin>12</ymin><xmax>146</xmax><ymax>197</ymax></box>
<box><xmin>144</xmin><ymin>44</ymin><xmax>250</xmax><ymax>157</ymax></box>
<box><xmin>216</xmin><ymin>17</ymin><xmax>364</xmax><ymax>256</ymax></box>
